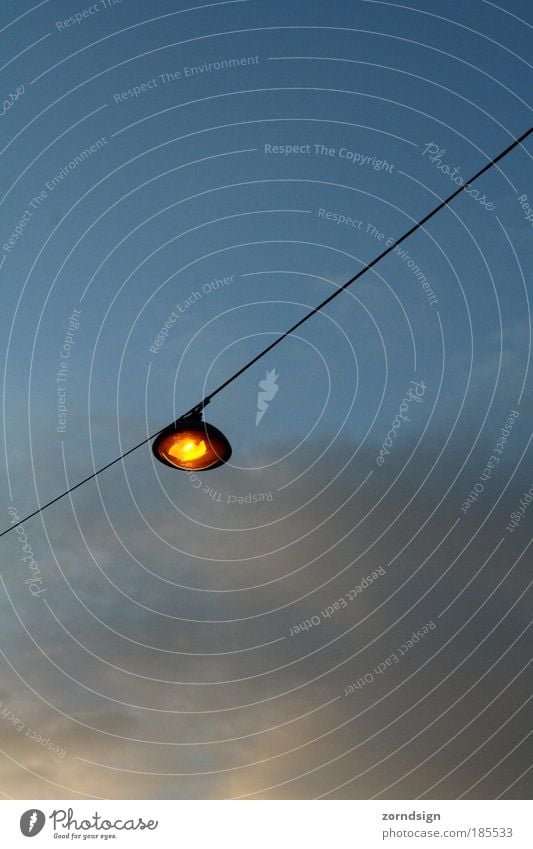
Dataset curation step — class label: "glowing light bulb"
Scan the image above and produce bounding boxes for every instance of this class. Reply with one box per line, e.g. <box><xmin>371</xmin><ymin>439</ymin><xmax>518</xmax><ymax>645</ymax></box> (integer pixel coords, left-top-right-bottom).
<box><xmin>167</xmin><ymin>436</ymin><xmax>207</xmax><ymax>463</ymax></box>
<box><xmin>152</xmin><ymin>417</ymin><xmax>231</xmax><ymax>471</ymax></box>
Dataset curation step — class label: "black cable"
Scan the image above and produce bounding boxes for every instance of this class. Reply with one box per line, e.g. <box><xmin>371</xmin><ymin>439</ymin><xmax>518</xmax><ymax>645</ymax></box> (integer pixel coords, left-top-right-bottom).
<box><xmin>2</xmin><ymin>126</ymin><xmax>531</xmax><ymax>539</ymax></box>
<box><xmin>202</xmin><ymin>125</ymin><xmax>533</xmax><ymax>406</ymax></box>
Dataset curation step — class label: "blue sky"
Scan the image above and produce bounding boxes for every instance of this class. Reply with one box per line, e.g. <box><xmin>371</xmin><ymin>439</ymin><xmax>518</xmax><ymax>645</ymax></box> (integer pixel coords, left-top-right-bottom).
<box><xmin>0</xmin><ymin>0</ymin><xmax>531</xmax><ymax>800</ymax></box>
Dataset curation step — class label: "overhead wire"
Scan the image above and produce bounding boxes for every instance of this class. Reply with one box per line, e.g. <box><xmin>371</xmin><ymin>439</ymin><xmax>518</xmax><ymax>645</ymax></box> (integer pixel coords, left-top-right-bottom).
<box><xmin>1</xmin><ymin>125</ymin><xmax>531</xmax><ymax>539</ymax></box>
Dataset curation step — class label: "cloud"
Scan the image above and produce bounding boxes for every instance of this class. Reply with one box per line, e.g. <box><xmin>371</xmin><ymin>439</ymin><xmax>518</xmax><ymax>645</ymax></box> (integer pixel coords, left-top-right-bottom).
<box><xmin>0</xmin><ymin>422</ymin><xmax>530</xmax><ymax>799</ymax></box>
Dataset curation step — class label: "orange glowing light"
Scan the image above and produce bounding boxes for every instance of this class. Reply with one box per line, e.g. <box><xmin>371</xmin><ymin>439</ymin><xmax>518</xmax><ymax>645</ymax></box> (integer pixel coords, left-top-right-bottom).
<box><xmin>167</xmin><ymin>434</ymin><xmax>207</xmax><ymax>463</ymax></box>
<box><xmin>152</xmin><ymin>417</ymin><xmax>231</xmax><ymax>471</ymax></box>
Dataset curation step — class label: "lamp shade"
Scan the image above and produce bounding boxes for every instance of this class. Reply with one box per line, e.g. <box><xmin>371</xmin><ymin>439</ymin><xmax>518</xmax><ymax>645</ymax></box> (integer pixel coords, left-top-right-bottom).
<box><xmin>152</xmin><ymin>416</ymin><xmax>232</xmax><ymax>471</ymax></box>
